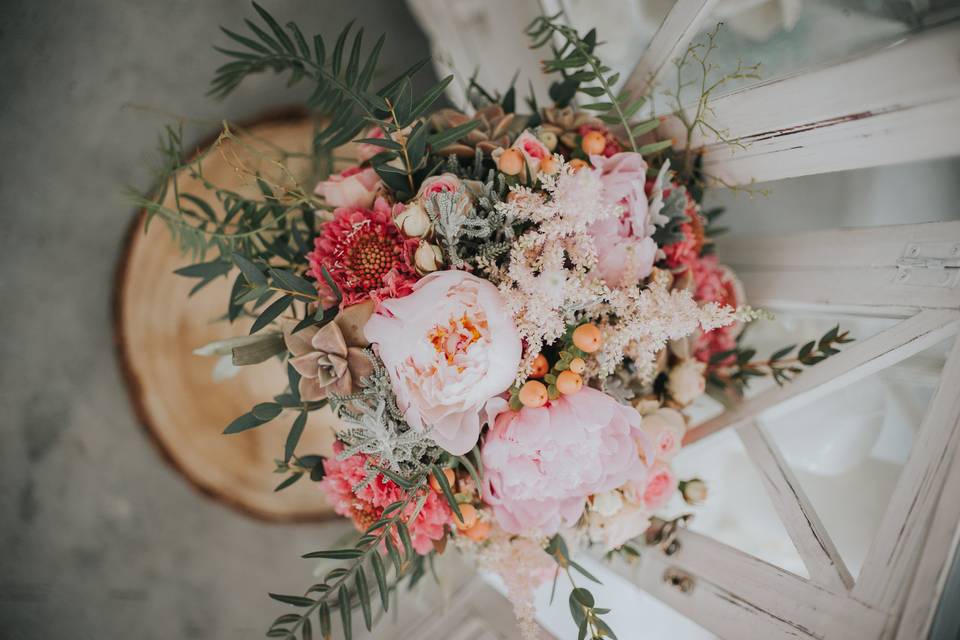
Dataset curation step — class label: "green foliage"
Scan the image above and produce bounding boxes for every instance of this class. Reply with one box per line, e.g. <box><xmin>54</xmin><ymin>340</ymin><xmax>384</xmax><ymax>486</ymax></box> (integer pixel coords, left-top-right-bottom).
<box><xmin>707</xmin><ymin>325</ymin><xmax>854</xmax><ymax>396</ymax></box>
<box><xmin>266</xmin><ymin>477</ymin><xmax>432</xmax><ymax>640</ymax></box>
<box><xmin>526</xmin><ymin>15</ymin><xmax>658</xmax><ymax>155</ymax></box>
<box><xmin>545</xmin><ymin>534</ymin><xmax>618</xmax><ymax>639</ymax></box>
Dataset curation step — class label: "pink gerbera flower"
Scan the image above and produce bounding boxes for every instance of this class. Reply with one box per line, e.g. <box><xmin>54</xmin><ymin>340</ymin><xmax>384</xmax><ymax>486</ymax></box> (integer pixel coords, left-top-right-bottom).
<box><xmin>319</xmin><ymin>443</ymin><xmax>453</xmax><ymax>555</ymax></box>
<box><xmin>308</xmin><ymin>197</ymin><xmax>420</xmax><ymax>306</ymax></box>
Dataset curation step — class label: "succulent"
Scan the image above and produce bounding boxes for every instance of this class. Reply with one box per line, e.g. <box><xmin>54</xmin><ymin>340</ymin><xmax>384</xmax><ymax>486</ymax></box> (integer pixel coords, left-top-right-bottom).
<box><xmin>429</xmin><ymin>104</ymin><xmax>517</xmax><ymax>158</ymax></box>
<box><xmin>282</xmin><ymin>301</ymin><xmax>375</xmax><ymax>401</ymax></box>
<box><xmin>539</xmin><ymin>106</ymin><xmax>605</xmax><ymax>150</ymax></box>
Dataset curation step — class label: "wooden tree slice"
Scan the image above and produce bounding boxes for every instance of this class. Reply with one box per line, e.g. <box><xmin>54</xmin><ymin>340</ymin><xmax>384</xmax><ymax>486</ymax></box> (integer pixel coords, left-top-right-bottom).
<box><xmin>116</xmin><ymin>113</ymin><xmax>345</xmax><ymax>521</ymax></box>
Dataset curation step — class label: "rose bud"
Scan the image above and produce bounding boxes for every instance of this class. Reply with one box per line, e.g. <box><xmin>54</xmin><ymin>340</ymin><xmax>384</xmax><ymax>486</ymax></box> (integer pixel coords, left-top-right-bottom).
<box><xmin>414</xmin><ymin>241</ymin><xmax>444</xmax><ymax>274</ymax></box>
<box><xmin>667</xmin><ymin>358</ymin><xmax>706</xmax><ymax>405</ymax></box>
<box><xmin>394</xmin><ymin>202</ymin><xmax>431</xmax><ymax>238</ymax></box>
<box><xmin>537</xmin><ymin>130</ymin><xmax>558</xmax><ymax>151</ymax></box>
<box><xmin>679</xmin><ymin>478</ymin><xmax>708</xmax><ymax>505</ymax></box>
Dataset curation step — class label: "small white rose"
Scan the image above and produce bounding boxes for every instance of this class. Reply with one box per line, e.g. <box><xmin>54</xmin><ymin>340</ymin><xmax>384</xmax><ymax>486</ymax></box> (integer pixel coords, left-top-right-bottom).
<box><xmin>667</xmin><ymin>358</ymin><xmax>706</xmax><ymax>406</ymax></box>
<box><xmin>394</xmin><ymin>203</ymin><xmax>431</xmax><ymax>238</ymax></box>
<box><xmin>413</xmin><ymin>242</ymin><xmax>443</xmax><ymax>274</ymax></box>
<box><xmin>591</xmin><ymin>490</ymin><xmax>624</xmax><ymax>518</ymax></box>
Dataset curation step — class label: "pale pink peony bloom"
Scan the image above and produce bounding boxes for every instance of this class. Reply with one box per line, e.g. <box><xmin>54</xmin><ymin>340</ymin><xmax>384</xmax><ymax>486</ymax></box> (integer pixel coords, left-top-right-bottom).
<box><xmin>481</xmin><ymin>388</ymin><xmax>653</xmax><ymax>536</ymax></box>
<box><xmin>588</xmin><ymin>152</ymin><xmax>658</xmax><ymax>288</ymax></box>
<box><xmin>314</xmin><ymin>166</ymin><xmax>382</xmax><ymax>209</ymax></box>
<box><xmin>364</xmin><ymin>270</ymin><xmax>522</xmax><ymax>455</ymax></box>
<box><xmin>640</xmin><ymin>407</ymin><xmax>687</xmax><ymax>462</ymax></box>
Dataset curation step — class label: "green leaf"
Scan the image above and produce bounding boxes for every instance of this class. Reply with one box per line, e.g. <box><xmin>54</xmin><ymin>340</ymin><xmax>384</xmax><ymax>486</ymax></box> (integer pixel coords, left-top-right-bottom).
<box><xmin>274</xmin><ymin>472</ymin><xmax>303</xmax><ymax>492</ymax></box>
<box><xmin>411</xmin><ymin>75</ymin><xmax>453</xmax><ymax>120</ymax></box>
<box><xmin>233</xmin><ymin>253</ymin><xmax>267</xmax><ymax>286</ymax></box>
<box><xmin>223</xmin><ymin>411</ymin><xmax>265</xmax><ymax>435</ymax></box>
<box><xmin>318</xmin><ymin>602</ymin><xmax>331</xmax><ymax>639</ymax></box>
<box><xmin>284</xmin><ymin>411</ymin><xmax>308</xmax><ymax>462</ymax></box>
<box><xmin>301</xmin><ymin>548</ymin><xmax>364</xmax><ymax>560</ymax></box>
<box><xmin>631</xmin><ymin>118</ymin><xmax>661</xmax><ymax>137</ymax></box>
<box><xmin>431</xmin><ymin>466</ymin><xmax>463</xmax><ymax>522</ymax></box>
<box><xmin>252</xmin><ymin>2</ymin><xmax>296</xmax><ymax>53</ymax></box>
<box><xmin>231</xmin><ymin>333</ymin><xmax>286</xmax><ymax>366</ymax></box>
<box><xmin>268</xmin><ymin>593</ymin><xmax>315</xmax><ymax>607</ymax></box>
<box><xmin>269</xmin><ymin>268</ymin><xmax>317</xmax><ymax>298</ymax></box>
<box><xmin>638</xmin><ymin>140</ymin><xmax>674</xmax><ymax>155</ymax></box>
<box><xmin>301</xmin><ymin>616</ymin><xmax>312</xmax><ymax>640</ymax></box>
<box><xmin>580</xmin><ymin>101</ymin><xmax>614</xmax><ymax>111</ymax></box>
<box><xmin>371</xmin><ymin>552</ymin><xmax>389</xmax><ymax>612</ymax></box>
<box><xmin>355</xmin><ymin>568</ymin><xmax>372</xmax><ymax>631</ymax></box>
<box><xmin>396</xmin><ymin>521</ymin><xmax>414</xmax><ymax>559</ymax></box>
<box><xmin>252</xmin><ymin>402</ymin><xmax>283</xmax><ymax>421</ymax></box>
<box><xmin>174</xmin><ymin>259</ymin><xmax>231</xmax><ymax>280</ymax></box>
<box><xmin>769</xmin><ymin>345</ymin><xmax>796</xmax><ymax>362</ymax></box>
<box><xmin>569</xmin><ymin>559</ymin><xmax>602</xmax><ymax>584</ymax></box>
<box><xmin>250</xmin><ymin>295</ymin><xmax>292</xmax><ymax>334</ymax></box>
<box><xmin>385</xmin><ymin>536</ymin><xmax>402</xmax><ymax>572</ymax></box>
<box><xmin>338</xmin><ymin>585</ymin><xmax>352</xmax><ymax>640</ymax></box>
<box><xmin>427</xmin><ymin>120</ymin><xmax>481</xmax><ymax>151</ymax></box>
<box><xmin>570</xmin><ymin>587</ymin><xmax>595</xmax><ymax>607</ymax></box>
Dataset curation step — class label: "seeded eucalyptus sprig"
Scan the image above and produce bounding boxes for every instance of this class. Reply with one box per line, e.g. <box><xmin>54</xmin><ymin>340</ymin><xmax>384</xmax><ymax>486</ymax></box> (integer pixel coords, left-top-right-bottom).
<box><xmin>707</xmin><ymin>325</ymin><xmax>854</xmax><ymax>396</ymax></box>
<box><xmin>525</xmin><ymin>14</ymin><xmax>665</xmax><ymax>156</ymax></box>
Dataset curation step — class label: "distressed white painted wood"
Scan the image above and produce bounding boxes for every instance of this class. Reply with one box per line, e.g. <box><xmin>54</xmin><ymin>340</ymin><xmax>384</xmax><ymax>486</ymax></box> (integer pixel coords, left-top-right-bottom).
<box><xmin>894</xmin><ymin>424</ymin><xmax>960</xmax><ymax>639</ymax></box>
<box><xmin>686</xmin><ymin>309</ymin><xmax>960</xmax><ymax>445</ymax></box>
<box><xmin>604</xmin><ymin>530</ymin><xmax>889</xmax><ymax>640</ymax></box>
<box><xmin>854</xmin><ymin>335</ymin><xmax>960</xmax><ymax>611</ymax></box>
<box><xmin>689</xmin><ymin>22</ymin><xmax>960</xmax><ymax>184</ymax></box>
<box><xmin>622</xmin><ymin>0</ymin><xmax>718</xmax><ymax>99</ymax></box>
<box><xmin>737</xmin><ymin>420</ymin><xmax>854</xmax><ymax>591</ymax></box>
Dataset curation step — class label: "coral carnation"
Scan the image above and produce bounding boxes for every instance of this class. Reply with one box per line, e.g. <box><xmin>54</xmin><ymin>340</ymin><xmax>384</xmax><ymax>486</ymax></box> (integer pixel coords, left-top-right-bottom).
<box><xmin>690</xmin><ymin>255</ymin><xmax>745</xmax><ymax>363</ymax></box>
<box><xmin>319</xmin><ymin>443</ymin><xmax>452</xmax><ymax>554</ymax></box>
<box><xmin>309</xmin><ymin>197</ymin><xmax>420</xmax><ymax>306</ymax></box>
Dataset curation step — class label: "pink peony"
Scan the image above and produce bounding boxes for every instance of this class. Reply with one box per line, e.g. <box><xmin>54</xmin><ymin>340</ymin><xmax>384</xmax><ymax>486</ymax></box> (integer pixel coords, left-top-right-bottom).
<box><xmin>588</xmin><ymin>152</ymin><xmax>658</xmax><ymax>287</ymax></box>
<box><xmin>364</xmin><ymin>270</ymin><xmax>522</xmax><ymax>455</ymax></box>
<box><xmin>319</xmin><ymin>443</ymin><xmax>452</xmax><ymax>555</ymax></box>
<box><xmin>308</xmin><ymin>197</ymin><xmax>420</xmax><ymax>307</ymax></box>
<box><xmin>314</xmin><ymin>166</ymin><xmax>382</xmax><ymax>209</ymax></box>
<box><xmin>481</xmin><ymin>388</ymin><xmax>653</xmax><ymax>536</ymax></box>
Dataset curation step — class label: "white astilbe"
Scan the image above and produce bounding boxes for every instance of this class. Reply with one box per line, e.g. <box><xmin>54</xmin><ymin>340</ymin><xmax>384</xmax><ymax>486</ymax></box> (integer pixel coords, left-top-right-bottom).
<box><xmin>599</xmin><ymin>279</ymin><xmax>738</xmax><ymax>382</ymax></box>
<box><xmin>494</xmin><ymin>161</ymin><xmax>619</xmax><ymax>376</ymax></box>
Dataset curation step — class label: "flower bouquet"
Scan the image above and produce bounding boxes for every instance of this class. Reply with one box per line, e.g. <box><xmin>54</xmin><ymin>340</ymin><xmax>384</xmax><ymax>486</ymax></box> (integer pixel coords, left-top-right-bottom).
<box><xmin>142</xmin><ymin>5</ymin><xmax>853</xmax><ymax>638</ymax></box>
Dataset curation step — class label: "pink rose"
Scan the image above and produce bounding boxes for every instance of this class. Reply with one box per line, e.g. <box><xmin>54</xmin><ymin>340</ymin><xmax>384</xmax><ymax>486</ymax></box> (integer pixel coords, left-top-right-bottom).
<box><xmin>416</xmin><ymin>173</ymin><xmax>471</xmax><ymax>215</ymax></box>
<box><xmin>364</xmin><ymin>270</ymin><xmax>521</xmax><ymax>455</ymax></box>
<box><xmin>640</xmin><ymin>408</ymin><xmax>686</xmax><ymax>462</ymax></box>
<box><xmin>625</xmin><ymin>462</ymin><xmax>677</xmax><ymax>511</ymax></box>
<box><xmin>512</xmin><ymin>130</ymin><xmax>551</xmax><ymax>175</ymax></box>
<box><xmin>314</xmin><ymin>166</ymin><xmax>381</xmax><ymax>209</ymax></box>
<box><xmin>588</xmin><ymin>152</ymin><xmax>658</xmax><ymax>287</ymax></box>
<box><xmin>482</xmin><ymin>388</ymin><xmax>653</xmax><ymax>536</ymax></box>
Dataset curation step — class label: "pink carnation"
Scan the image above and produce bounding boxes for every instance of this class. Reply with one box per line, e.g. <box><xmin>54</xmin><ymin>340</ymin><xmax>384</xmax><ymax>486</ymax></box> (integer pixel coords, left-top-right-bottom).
<box><xmin>482</xmin><ymin>388</ymin><xmax>653</xmax><ymax>536</ymax></box>
<box><xmin>588</xmin><ymin>152</ymin><xmax>658</xmax><ymax>287</ymax></box>
<box><xmin>690</xmin><ymin>255</ymin><xmax>745</xmax><ymax>363</ymax></box>
<box><xmin>319</xmin><ymin>443</ymin><xmax>452</xmax><ymax>555</ymax></box>
<box><xmin>308</xmin><ymin>197</ymin><xmax>420</xmax><ymax>306</ymax></box>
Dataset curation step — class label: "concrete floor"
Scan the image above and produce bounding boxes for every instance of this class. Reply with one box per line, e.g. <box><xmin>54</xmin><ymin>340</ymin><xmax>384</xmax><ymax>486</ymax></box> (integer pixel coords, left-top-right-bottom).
<box><xmin>0</xmin><ymin>2</ymin><xmax>438</xmax><ymax>638</ymax></box>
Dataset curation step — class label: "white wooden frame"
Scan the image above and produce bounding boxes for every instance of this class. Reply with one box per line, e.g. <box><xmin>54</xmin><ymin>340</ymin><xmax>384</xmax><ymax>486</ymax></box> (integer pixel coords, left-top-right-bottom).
<box><xmin>606</xmin><ymin>5</ymin><xmax>960</xmax><ymax>639</ymax></box>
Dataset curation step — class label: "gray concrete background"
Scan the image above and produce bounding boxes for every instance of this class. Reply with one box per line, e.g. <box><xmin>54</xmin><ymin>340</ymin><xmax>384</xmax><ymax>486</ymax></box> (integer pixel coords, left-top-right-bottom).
<box><xmin>0</xmin><ymin>2</ymin><xmax>437</xmax><ymax>638</ymax></box>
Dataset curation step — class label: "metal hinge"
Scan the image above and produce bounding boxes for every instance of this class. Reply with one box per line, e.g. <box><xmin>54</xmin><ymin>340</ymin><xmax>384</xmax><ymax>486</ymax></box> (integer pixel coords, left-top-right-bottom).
<box><xmin>895</xmin><ymin>242</ymin><xmax>960</xmax><ymax>287</ymax></box>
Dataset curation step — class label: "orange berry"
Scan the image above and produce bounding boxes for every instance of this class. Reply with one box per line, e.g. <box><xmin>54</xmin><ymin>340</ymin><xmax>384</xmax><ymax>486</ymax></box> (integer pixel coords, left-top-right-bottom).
<box><xmin>539</xmin><ymin>155</ymin><xmax>559</xmax><ymax>175</ymax></box>
<box><xmin>497</xmin><ymin>148</ymin><xmax>524</xmax><ymax>176</ymax></box>
<box><xmin>572</xmin><ymin>323</ymin><xmax>602</xmax><ymax>353</ymax></box>
<box><xmin>428</xmin><ymin>467</ymin><xmax>456</xmax><ymax>493</ymax></box>
<box><xmin>518</xmin><ymin>380</ymin><xmax>548</xmax><ymax>408</ymax></box>
<box><xmin>462</xmin><ymin>520</ymin><xmax>491</xmax><ymax>542</ymax></box>
<box><xmin>569</xmin><ymin>158</ymin><xmax>589</xmax><ymax>172</ymax></box>
<box><xmin>453</xmin><ymin>503</ymin><xmax>478</xmax><ymax>530</ymax></box>
<box><xmin>530</xmin><ymin>354</ymin><xmax>549</xmax><ymax>378</ymax></box>
<box><xmin>569</xmin><ymin>357</ymin><xmax>586</xmax><ymax>374</ymax></box>
<box><xmin>581</xmin><ymin>131</ymin><xmax>606</xmax><ymax>155</ymax></box>
<box><xmin>556</xmin><ymin>370</ymin><xmax>583</xmax><ymax>395</ymax></box>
